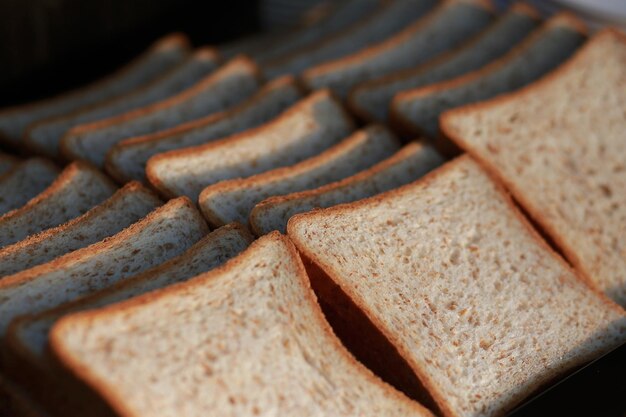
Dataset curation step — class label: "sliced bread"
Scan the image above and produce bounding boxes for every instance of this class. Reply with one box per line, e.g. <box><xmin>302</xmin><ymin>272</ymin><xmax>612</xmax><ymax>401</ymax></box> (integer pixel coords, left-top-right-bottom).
<box><xmin>105</xmin><ymin>75</ymin><xmax>304</xmax><ymax>183</ymax></box>
<box><xmin>287</xmin><ymin>156</ymin><xmax>626</xmax><ymax>417</ymax></box>
<box><xmin>0</xmin><ymin>151</ymin><xmax>20</xmax><ymax>176</ymax></box>
<box><xmin>199</xmin><ymin>125</ymin><xmax>400</xmax><ymax>228</ymax></box>
<box><xmin>441</xmin><ymin>29</ymin><xmax>626</xmax><ymax>306</ymax></box>
<box><xmin>146</xmin><ymin>89</ymin><xmax>355</xmax><ymax>202</ymax></box>
<box><xmin>0</xmin><ymin>158</ymin><xmax>59</xmax><ymax>216</ymax></box>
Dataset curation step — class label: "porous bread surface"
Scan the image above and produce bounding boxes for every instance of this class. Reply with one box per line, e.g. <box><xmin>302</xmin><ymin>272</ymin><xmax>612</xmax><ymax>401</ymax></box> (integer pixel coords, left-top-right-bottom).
<box><xmin>50</xmin><ymin>233</ymin><xmax>433</xmax><ymax>417</ymax></box>
<box><xmin>199</xmin><ymin>125</ymin><xmax>400</xmax><ymax>227</ymax></box>
<box><xmin>442</xmin><ymin>29</ymin><xmax>626</xmax><ymax>306</ymax></box>
<box><xmin>0</xmin><ymin>197</ymin><xmax>207</xmax><ymax>338</ymax></box>
<box><xmin>392</xmin><ymin>14</ymin><xmax>586</xmax><ymax>137</ymax></box>
<box><xmin>25</xmin><ymin>49</ymin><xmax>219</xmax><ymax>158</ymax></box>
<box><xmin>61</xmin><ymin>57</ymin><xmax>261</xmax><ymax>167</ymax></box>
<box><xmin>146</xmin><ymin>90</ymin><xmax>355</xmax><ymax>201</ymax></box>
<box><xmin>288</xmin><ymin>156</ymin><xmax>626</xmax><ymax>417</ymax></box>
<box><xmin>250</xmin><ymin>142</ymin><xmax>444</xmax><ymax>235</ymax></box>
<box><xmin>350</xmin><ymin>4</ymin><xmax>540</xmax><ymax>122</ymax></box>
<box><xmin>0</xmin><ymin>162</ymin><xmax>117</xmax><ymax>249</ymax></box>
<box><xmin>0</xmin><ymin>182</ymin><xmax>161</xmax><ymax>277</ymax></box>
<box><xmin>302</xmin><ymin>0</ymin><xmax>494</xmax><ymax>97</ymax></box>
<box><xmin>0</xmin><ymin>152</ymin><xmax>19</xmax><ymax>176</ymax></box>
<box><xmin>0</xmin><ymin>34</ymin><xmax>189</xmax><ymax>146</ymax></box>
<box><xmin>0</xmin><ymin>159</ymin><xmax>59</xmax><ymax>216</ymax></box>
<box><xmin>106</xmin><ymin>76</ymin><xmax>303</xmax><ymax>182</ymax></box>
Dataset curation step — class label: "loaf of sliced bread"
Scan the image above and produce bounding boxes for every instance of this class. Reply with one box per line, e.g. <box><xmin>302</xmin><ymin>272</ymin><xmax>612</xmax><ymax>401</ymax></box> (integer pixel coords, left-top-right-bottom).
<box><xmin>199</xmin><ymin>125</ymin><xmax>400</xmax><ymax>228</ymax></box>
<box><xmin>0</xmin><ymin>152</ymin><xmax>19</xmax><ymax>177</ymax></box>
<box><xmin>250</xmin><ymin>142</ymin><xmax>444</xmax><ymax>235</ymax></box>
<box><xmin>50</xmin><ymin>233</ymin><xmax>434</xmax><ymax>417</ymax></box>
<box><xmin>302</xmin><ymin>0</ymin><xmax>494</xmax><ymax>98</ymax></box>
<box><xmin>288</xmin><ymin>156</ymin><xmax>626</xmax><ymax>417</ymax></box>
<box><xmin>61</xmin><ymin>57</ymin><xmax>262</xmax><ymax>167</ymax></box>
<box><xmin>105</xmin><ymin>75</ymin><xmax>303</xmax><ymax>183</ymax></box>
<box><xmin>0</xmin><ymin>158</ymin><xmax>59</xmax><ymax>216</ymax></box>
<box><xmin>391</xmin><ymin>13</ymin><xmax>587</xmax><ymax>137</ymax></box>
<box><xmin>0</xmin><ymin>34</ymin><xmax>190</xmax><ymax>148</ymax></box>
<box><xmin>442</xmin><ymin>29</ymin><xmax>626</xmax><ymax>307</ymax></box>
<box><xmin>146</xmin><ymin>90</ymin><xmax>355</xmax><ymax>201</ymax></box>
<box><xmin>349</xmin><ymin>3</ymin><xmax>540</xmax><ymax>122</ymax></box>
<box><xmin>0</xmin><ymin>182</ymin><xmax>161</xmax><ymax>277</ymax></box>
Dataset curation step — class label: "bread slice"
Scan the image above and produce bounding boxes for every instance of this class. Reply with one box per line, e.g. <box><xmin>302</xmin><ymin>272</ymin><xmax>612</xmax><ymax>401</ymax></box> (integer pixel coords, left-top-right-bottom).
<box><xmin>264</xmin><ymin>0</ymin><xmax>437</xmax><ymax>78</ymax></box>
<box><xmin>442</xmin><ymin>29</ymin><xmax>626</xmax><ymax>307</ymax></box>
<box><xmin>288</xmin><ymin>156</ymin><xmax>626</xmax><ymax>417</ymax></box>
<box><xmin>0</xmin><ymin>197</ymin><xmax>207</xmax><ymax>341</ymax></box>
<box><xmin>0</xmin><ymin>182</ymin><xmax>161</xmax><ymax>277</ymax></box>
<box><xmin>0</xmin><ymin>158</ymin><xmax>59</xmax><ymax>216</ymax></box>
<box><xmin>146</xmin><ymin>90</ymin><xmax>355</xmax><ymax>202</ymax></box>
<box><xmin>301</xmin><ymin>0</ymin><xmax>494</xmax><ymax>98</ymax></box>
<box><xmin>349</xmin><ymin>3</ymin><xmax>540</xmax><ymax>122</ymax></box>
<box><xmin>250</xmin><ymin>142</ymin><xmax>444</xmax><ymax>235</ymax></box>
<box><xmin>199</xmin><ymin>125</ymin><xmax>400</xmax><ymax>228</ymax></box>
<box><xmin>391</xmin><ymin>13</ymin><xmax>587</xmax><ymax>137</ymax></box>
<box><xmin>0</xmin><ymin>34</ymin><xmax>190</xmax><ymax>148</ymax></box>
<box><xmin>49</xmin><ymin>232</ymin><xmax>434</xmax><ymax>417</ymax></box>
<box><xmin>105</xmin><ymin>75</ymin><xmax>304</xmax><ymax>183</ymax></box>
<box><xmin>0</xmin><ymin>151</ymin><xmax>19</xmax><ymax>176</ymax></box>
<box><xmin>24</xmin><ymin>48</ymin><xmax>220</xmax><ymax>158</ymax></box>
<box><xmin>0</xmin><ymin>162</ymin><xmax>116</xmax><ymax>249</ymax></box>
<box><xmin>60</xmin><ymin>56</ymin><xmax>262</xmax><ymax>167</ymax></box>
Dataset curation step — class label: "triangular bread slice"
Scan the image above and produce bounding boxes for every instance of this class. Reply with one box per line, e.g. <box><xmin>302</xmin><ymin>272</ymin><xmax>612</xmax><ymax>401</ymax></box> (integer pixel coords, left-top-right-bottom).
<box><xmin>0</xmin><ymin>162</ymin><xmax>116</xmax><ymax>248</ymax></box>
<box><xmin>250</xmin><ymin>142</ymin><xmax>444</xmax><ymax>235</ymax></box>
<box><xmin>49</xmin><ymin>233</ymin><xmax>434</xmax><ymax>417</ymax></box>
<box><xmin>390</xmin><ymin>13</ymin><xmax>587</xmax><ymax>137</ymax></box>
<box><xmin>0</xmin><ymin>182</ymin><xmax>161</xmax><ymax>277</ymax></box>
<box><xmin>0</xmin><ymin>158</ymin><xmax>59</xmax><ymax>216</ymax></box>
<box><xmin>349</xmin><ymin>3</ymin><xmax>540</xmax><ymax>122</ymax></box>
<box><xmin>0</xmin><ymin>34</ymin><xmax>190</xmax><ymax>148</ymax></box>
<box><xmin>442</xmin><ymin>29</ymin><xmax>626</xmax><ymax>307</ymax></box>
<box><xmin>105</xmin><ymin>75</ymin><xmax>304</xmax><ymax>183</ymax></box>
<box><xmin>301</xmin><ymin>0</ymin><xmax>495</xmax><ymax>98</ymax></box>
<box><xmin>24</xmin><ymin>48</ymin><xmax>220</xmax><ymax>158</ymax></box>
<box><xmin>0</xmin><ymin>151</ymin><xmax>19</xmax><ymax>177</ymax></box>
<box><xmin>146</xmin><ymin>89</ymin><xmax>355</xmax><ymax>202</ymax></box>
<box><xmin>288</xmin><ymin>156</ymin><xmax>626</xmax><ymax>417</ymax></box>
<box><xmin>199</xmin><ymin>125</ymin><xmax>401</xmax><ymax>228</ymax></box>
<box><xmin>60</xmin><ymin>56</ymin><xmax>262</xmax><ymax>167</ymax></box>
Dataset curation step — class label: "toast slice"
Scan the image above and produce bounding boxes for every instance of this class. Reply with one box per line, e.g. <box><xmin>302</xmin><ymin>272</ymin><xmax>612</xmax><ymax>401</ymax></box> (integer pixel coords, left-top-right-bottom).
<box><xmin>288</xmin><ymin>156</ymin><xmax>626</xmax><ymax>417</ymax></box>
<box><xmin>60</xmin><ymin>57</ymin><xmax>262</xmax><ymax>167</ymax></box>
<box><xmin>24</xmin><ymin>48</ymin><xmax>220</xmax><ymax>158</ymax></box>
<box><xmin>0</xmin><ymin>158</ymin><xmax>59</xmax><ymax>216</ymax></box>
<box><xmin>250</xmin><ymin>142</ymin><xmax>444</xmax><ymax>235</ymax></box>
<box><xmin>302</xmin><ymin>0</ymin><xmax>494</xmax><ymax>98</ymax></box>
<box><xmin>0</xmin><ymin>34</ymin><xmax>190</xmax><ymax>148</ymax></box>
<box><xmin>0</xmin><ymin>162</ymin><xmax>116</xmax><ymax>248</ymax></box>
<box><xmin>391</xmin><ymin>13</ymin><xmax>587</xmax><ymax>137</ymax></box>
<box><xmin>0</xmin><ymin>182</ymin><xmax>161</xmax><ymax>277</ymax></box>
<box><xmin>49</xmin><ymin>233</ymin><xmax>434</xmax><ymax>417</ymax></box>
<box><xmin>105</xmin><ymin>75</ymin><xmax>304</xmax><ymax>183</ymax></box>
<box><xmin>199</xmin><ymin>125</ymin><xmax>400</xmax><ymax>228</ymax></box>
<box><xmin>146</xmin><ymin>90</ymin><xmax>355</xmax><ymax>202</ymax></box>
<box><xmin>442</xmin><ymin>29</ymin><xmax>626</xmax><ymax>306</ymax></box>
<box><xmin>349</xmin><ymin>3</ymin><xmax>540</xmax><ymax>122</ymax></box>
<box><xmin>0</xmin><ymin>151</ymin><xmax>19</xmax><ymax>176</ymax></box>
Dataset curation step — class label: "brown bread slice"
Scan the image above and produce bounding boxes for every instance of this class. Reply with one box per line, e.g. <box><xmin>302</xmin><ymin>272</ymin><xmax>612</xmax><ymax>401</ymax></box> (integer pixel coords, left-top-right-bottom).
<box><xmin>0</xmin><ymin>158</ymin><xmax>59</xmax><ymax>216</ymax></box>
<box><xmin>0</xmin><ymin>151</ymin><xmax>19</xmax><ymax>176</ymax></box>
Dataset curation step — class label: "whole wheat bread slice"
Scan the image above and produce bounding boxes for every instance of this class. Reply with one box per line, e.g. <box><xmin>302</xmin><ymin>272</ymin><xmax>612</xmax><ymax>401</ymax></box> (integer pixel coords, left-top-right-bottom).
<box><xmin>49</xmin><ymin>233</ymin><xmax>434</xmax><ymax>417</ymax></box>
<box><xmin>199</xmin><ymin>125</ymin><xmax>400</xmax><ymax>228</ymax></box>
<box><xmin>146</xmin><ymin>89</ymin><xmax>355</xmax><ymax>202</ymax></box>
<box><xmin>0</xmin><ymin>162</ymin><xmax>116</xmax><ymax>249</ymax></box>
<box><xmin>0</xmin><ymin>182</ymin><xmax>161</xmax><ymax>277</ymax></box>
<box><xmin>391</xmin><ymin>13</ymin><xmax>587</xmax><ymax>137</ymax></box>
<box><xmin>24</xmin><ymin>48</ymin><xmax>220</xmax><ymax>158</ymax></box>
<box><xmin>250</xmin><ymin>142</ymin><xmax>444</xmax><ymax>235</ymax></box>
<box><xmin>60</xmin><ymin>57</ymin><xmax>262</xmax><ymax>167</ymax></box>
<box><xmin>105</xmin><ymin>75</ymin><xmax>304</xmax><ymax>183</ymax></box>
<box><xmin>0</xmin><ymin>158</ymin><xmax>59</xmax><ymax>216</ymax></box>
<box><xmin>0</xmin><ymin>34</ymin><xmax>190</xmax><ymax>148</ymax></box>
<box><xmin>301</xmin><ymin>0</ymin><xmax>494</xmax><ymax>98</ymax></box>
<box><xmin>0</xmin><ymin>151</ymin><xmax>20</xmax><ymax>177</ymax></box>
<box><xmin>442</xmin><ymin>29</ymin><xmax>626</xmax><ymax>307</ymax></box>
<box><xmin>349</xmin><ymin>3</ymin><xmax>540</xmax><ymax>122</ymax></box>
<box><xmin>288</xmin><ymin>156</ymin><xmax>626</xmax><ymax>417</ymax></box>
